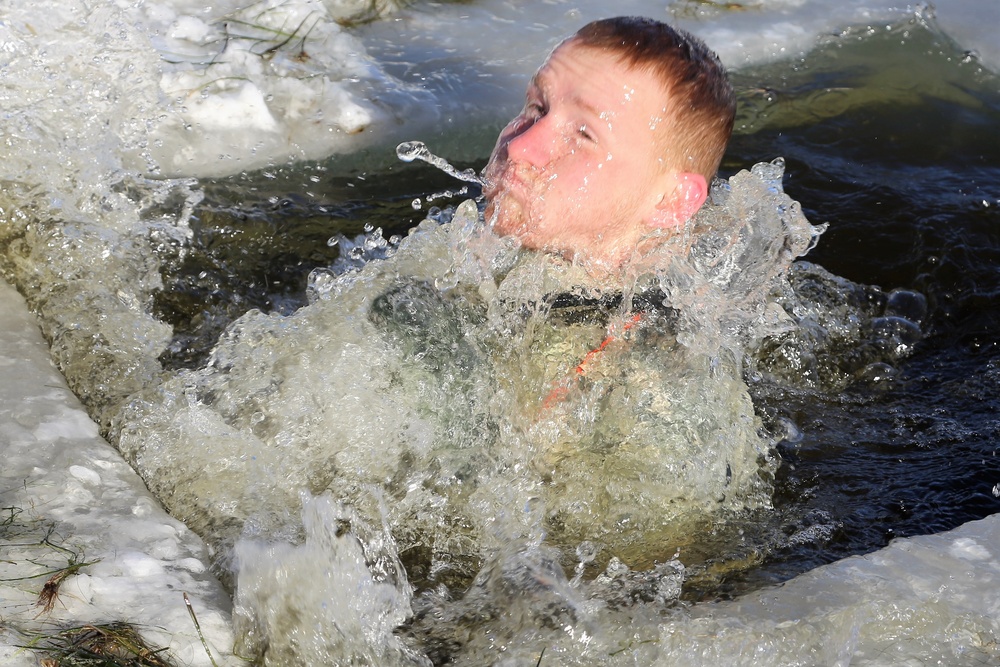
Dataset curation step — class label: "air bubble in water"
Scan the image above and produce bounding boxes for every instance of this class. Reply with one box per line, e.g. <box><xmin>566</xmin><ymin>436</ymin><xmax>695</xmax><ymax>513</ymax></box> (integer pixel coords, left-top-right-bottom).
<box><xmin>885</xmin><ymin>289</ymin><xmax>927</xmax><ymax>324</ymax></box>
<box><xmin>411</xmin><ymin>198</ymin><xmax>421</xmax><ymax>210</ymax></box>
<box><xmin>571</xmin><ymin>541</ymin><xmax>598</xmax><ymax>586</ymax></box>
<box><xmin>961</xmin><ymin>50</ymin><xmax>979</xmax><ymax>65</ymax></box>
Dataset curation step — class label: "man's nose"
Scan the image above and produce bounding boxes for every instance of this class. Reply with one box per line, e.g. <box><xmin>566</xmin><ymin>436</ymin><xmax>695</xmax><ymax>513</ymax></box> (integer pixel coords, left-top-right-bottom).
<box><xmin>505</xmin><ymin>115</ymin><xmax>557</xmax><ymax>168</ymax></box>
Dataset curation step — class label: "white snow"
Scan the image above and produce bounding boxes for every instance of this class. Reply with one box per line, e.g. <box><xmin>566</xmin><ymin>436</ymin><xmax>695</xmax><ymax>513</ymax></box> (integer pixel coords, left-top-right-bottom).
<box><xmin>0</xmin><ymin>279</ymin><xmax>237</xmax><ymax>667</ymax></box>
<box><xmin>678</xmin><ymin>516</ymin><xmax>1000</xmax><ymax>665</ymax></box>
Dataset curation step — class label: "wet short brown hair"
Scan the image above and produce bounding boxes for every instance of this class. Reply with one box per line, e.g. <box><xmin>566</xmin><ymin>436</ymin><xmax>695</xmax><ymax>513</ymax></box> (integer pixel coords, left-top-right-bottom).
<box><xmin>571</xmin><ymin>16</ymin><xmax>735</xmax><ymax>181</ymax></box>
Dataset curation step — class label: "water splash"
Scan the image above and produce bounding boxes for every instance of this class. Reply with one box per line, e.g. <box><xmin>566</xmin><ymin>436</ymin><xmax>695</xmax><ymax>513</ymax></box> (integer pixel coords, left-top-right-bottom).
<box><xmin>233</xmin><ymin>493</ymin><xmax>421</xmax><ymax>667</ymax></box>
<box><xmin>396</xmin><ymin>141</ymin><xmax>485</xmax><ymax>187</ymax></box>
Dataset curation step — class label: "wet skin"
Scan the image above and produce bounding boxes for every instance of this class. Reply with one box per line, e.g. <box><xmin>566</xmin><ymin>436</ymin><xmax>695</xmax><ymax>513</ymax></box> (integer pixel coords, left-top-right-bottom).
<box><xmin>483</xmin><ymin>40</ymin><xmax>707</xmax><ymax>273</ymax></box>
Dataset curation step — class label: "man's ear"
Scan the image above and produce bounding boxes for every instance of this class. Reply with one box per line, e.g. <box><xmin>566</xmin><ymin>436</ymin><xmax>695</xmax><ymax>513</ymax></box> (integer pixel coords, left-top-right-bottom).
<box><xmin>649</xmin><ymin>172</ymin><xmax>708</xmax><ymax>229</ymax></box>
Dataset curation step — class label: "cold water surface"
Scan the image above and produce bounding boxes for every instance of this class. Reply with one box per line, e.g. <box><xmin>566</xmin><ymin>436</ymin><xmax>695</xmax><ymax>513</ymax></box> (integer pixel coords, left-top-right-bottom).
<box><xmin>720</xmin><ymin>17</ymin><xmax>1000</xmax><ymax>594</ymax></box>
<box><xmin>150</xmin><ymin>15</ymin><xmax>1000</xmax><ymax>605</ymax></box>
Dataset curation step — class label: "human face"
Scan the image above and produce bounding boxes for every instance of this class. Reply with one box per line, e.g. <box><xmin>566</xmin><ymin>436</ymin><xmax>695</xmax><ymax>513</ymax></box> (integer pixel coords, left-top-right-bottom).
<box><xmin>483</xmin><ymin>41</ymin><xmax>679</xmax><ymax>271</ymax></box>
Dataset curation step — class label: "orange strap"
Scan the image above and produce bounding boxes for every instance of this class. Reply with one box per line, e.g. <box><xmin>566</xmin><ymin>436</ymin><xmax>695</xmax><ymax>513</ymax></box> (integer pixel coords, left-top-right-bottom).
<box><xmin>540</xmin><ymin>312</ymin><xmax>643</xmax><ymax>409</ymax></box>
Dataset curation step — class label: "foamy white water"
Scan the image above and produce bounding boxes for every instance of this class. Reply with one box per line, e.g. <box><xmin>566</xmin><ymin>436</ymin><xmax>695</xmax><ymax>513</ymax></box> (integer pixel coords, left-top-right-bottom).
<box><xmin>2</xmin><ymin>0</ymin><xmax>999</xmax><ymax>664</ymax></box>
<box><xmin>2</xmin><ymin>273</ymin><xmax>998</xmax><ymax>664</ymax></box>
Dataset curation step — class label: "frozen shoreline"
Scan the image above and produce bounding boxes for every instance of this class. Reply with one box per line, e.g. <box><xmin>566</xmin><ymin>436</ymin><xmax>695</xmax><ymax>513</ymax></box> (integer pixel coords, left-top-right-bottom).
<box><xmin>2</xmin><ymin>272</ymin><xmax>998</xmax><ymax>664</ymax></box>
<box><xmin>0</xmin><ymin>279</ymin><xmax>237</xmax><ymax>667</ymax></box>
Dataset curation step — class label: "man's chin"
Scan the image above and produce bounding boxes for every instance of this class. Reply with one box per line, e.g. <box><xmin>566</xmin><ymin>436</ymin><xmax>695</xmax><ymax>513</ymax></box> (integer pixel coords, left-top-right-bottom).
<box><xmin>489</xmin><ymin>214</ymin><xmax>530</xmax><ymax>246</ymax></box>
<box><xmin>485</xmin><ymin>194</ymin><xmax>524</xmax><ymax>239</ymax></box>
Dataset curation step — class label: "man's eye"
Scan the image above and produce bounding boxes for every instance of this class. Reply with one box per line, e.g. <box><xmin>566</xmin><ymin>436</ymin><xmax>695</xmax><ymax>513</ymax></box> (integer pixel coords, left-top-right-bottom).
<box><xmin>525</xmin><ymin>101</ymin><xmax>545</xmax><ymax>118</ymax></box>
<box><xmin>578</xmin><ymin>124</ymin><xmax>594</xmax><ymax>141</ymax></box>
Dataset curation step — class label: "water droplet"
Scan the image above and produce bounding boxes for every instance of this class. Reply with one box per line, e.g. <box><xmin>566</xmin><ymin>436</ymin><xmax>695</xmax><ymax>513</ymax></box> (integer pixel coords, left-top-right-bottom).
<box><xmin>411</xmin><ymin>198</ymin><xmax>422</xmax><ymax>210</ymax></box>
<box><xmin>396</xmin><ymin>140</ymin><xmax>485</xmax><ymax>187</ymax></box>
<box><xmin>306</xmin><ymin>268</ymin><xmax>338</xmax><ymax>302</ymax></box>
<box><xmin>576</xmin><ymin>541</ymin><xmax>598</xmax><ymax>564</ymax></box>
<box><xmin>395</xmin><ymin>141</ymin><xmax>426</xmax><ymax>162</ymax></box>
<box><xmin>961</xmin><ymin>50</ymin><xmax>979</xmax><ymax>64</ymax></box>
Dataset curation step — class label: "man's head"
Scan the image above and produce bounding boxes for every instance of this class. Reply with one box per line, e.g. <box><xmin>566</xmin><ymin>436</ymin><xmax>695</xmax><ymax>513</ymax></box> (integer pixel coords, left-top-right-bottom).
<box><xmin>483</xmin><ymin>16</ymin><xmax>735</xmax><ymax>272</ymax></box>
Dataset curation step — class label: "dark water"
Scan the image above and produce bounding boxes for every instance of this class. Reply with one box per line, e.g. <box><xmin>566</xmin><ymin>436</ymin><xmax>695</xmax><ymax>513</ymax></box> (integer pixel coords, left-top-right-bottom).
<box><xmin>153</xmin><ymin>18</ymin><xmax>1000</xmax><ymax>599</ymax></box>
<box><xmin>719</xmin><ymin>20</ymin><xmax>1000</xmax><ymax>595</ymax></box>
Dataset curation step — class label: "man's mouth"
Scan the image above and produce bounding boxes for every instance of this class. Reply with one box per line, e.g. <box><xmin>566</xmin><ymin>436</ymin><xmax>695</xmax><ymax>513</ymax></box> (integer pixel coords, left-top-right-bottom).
<box><xmin>481</xmin><ymin>158</ymin><xmax>506</xmax><ymax>200</ymax></box>
<box><xmin>483</xmin><ymin>162</ymin><xmax>528</xmax><ymax>202</ymax></box>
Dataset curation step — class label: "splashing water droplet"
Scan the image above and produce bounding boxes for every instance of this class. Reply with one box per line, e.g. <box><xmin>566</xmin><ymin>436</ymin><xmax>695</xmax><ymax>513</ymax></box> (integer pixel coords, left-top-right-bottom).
<box><xmin>395</xmin><ymin>140</ymin><xmax>425</xmax><ymax>163</ymax></box>
<box><xmin>395</xmin><ymin>140</ymin><xmax>485</xmax><ymax>187</ymax></box>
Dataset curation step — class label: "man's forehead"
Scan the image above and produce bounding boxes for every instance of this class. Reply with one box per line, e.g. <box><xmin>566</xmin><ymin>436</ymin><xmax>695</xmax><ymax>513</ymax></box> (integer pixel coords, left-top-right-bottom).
<box><xmin>533</xmin><ymin>43</ymin><xmax>667</xmax><ymax>118</ymax></box>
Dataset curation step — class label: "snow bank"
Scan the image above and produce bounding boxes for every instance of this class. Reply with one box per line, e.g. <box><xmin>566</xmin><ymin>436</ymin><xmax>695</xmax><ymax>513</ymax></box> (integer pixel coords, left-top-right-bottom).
<box><xmin>0</xmin><ymin>280</ymin><xmax>237</xmax><ymax>667</ymax></box>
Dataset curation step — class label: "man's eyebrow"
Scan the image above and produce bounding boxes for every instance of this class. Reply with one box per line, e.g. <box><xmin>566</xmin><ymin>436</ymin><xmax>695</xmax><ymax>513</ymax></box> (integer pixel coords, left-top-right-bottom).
<box><xmin>574</xmin><ymin>95</ymin><xmax>605</xmax><ymax>124</ymax></box>
<box><xmin>528</xmin><ymin>69</ymin><xmax>547</xmax><ymax>97</ymax></box>
<box><xmin>533</xmin><ymin>68</ymin><xmax>605</xmax><ymax>122</ymax></box>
